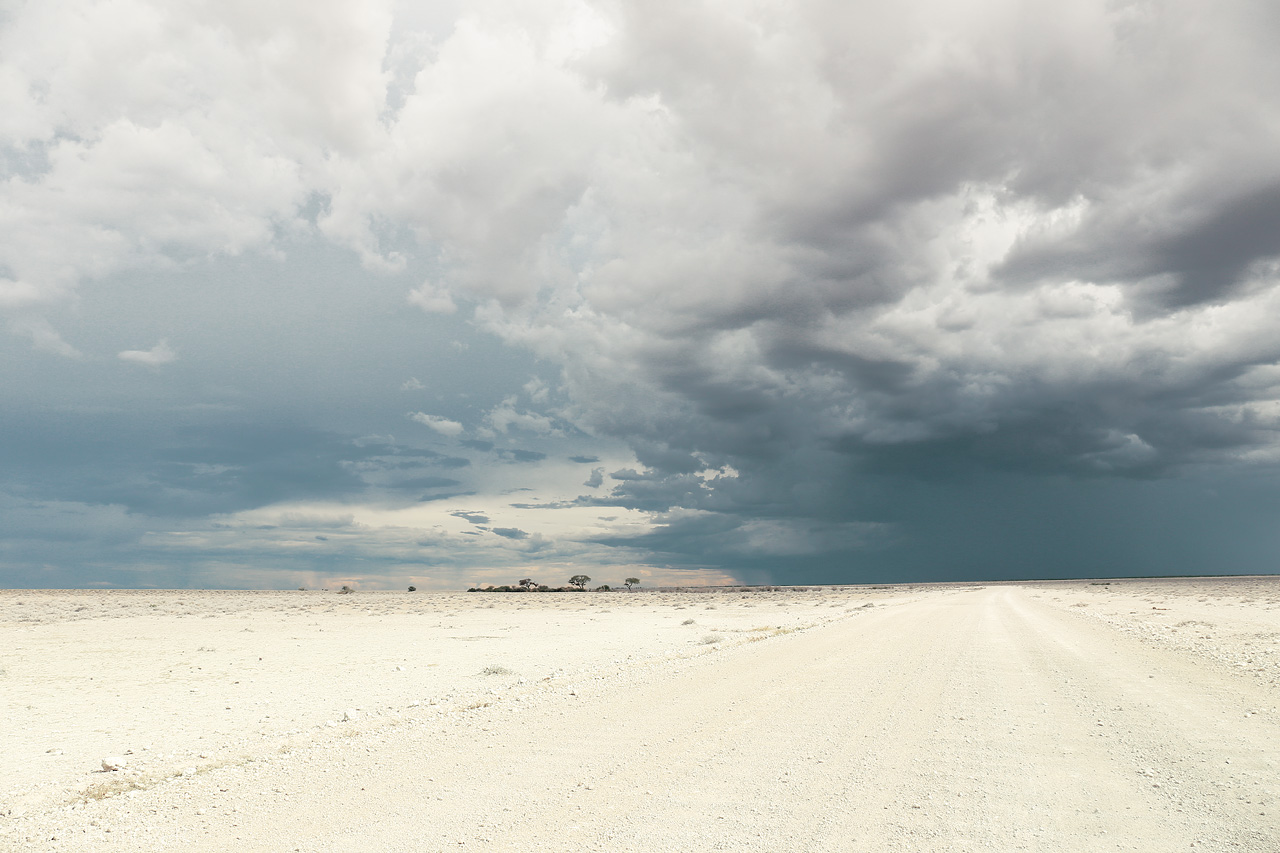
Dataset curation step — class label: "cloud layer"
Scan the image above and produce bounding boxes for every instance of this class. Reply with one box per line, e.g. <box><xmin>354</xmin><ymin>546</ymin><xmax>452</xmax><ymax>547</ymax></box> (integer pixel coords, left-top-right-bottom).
<box><xmin>4</xmin><ymin>0</ymin><xmax>1280</xmax><ymax>586</ymax></box>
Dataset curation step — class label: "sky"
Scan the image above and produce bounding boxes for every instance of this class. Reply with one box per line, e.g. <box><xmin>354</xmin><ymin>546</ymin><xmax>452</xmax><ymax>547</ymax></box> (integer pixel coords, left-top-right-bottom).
<box><xmin>4</xmin><ymin>0</ymin><xmax>1280</xmax><ymax>590</ymax></box>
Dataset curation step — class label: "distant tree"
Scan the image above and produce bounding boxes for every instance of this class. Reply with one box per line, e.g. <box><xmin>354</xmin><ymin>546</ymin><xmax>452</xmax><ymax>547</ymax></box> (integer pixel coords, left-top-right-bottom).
<box><xmin>624</xmin><ymin>577</ymin><xmax>640</xmax><ymax>591</ymax></box>
<box><xmin>569</xmin><ymin>574</ymin><xmax>591</xmax><ymax>590</ymax></box>
<box><xmin>408</xmin><ymin>585</ymin><xmax>417</xmax><ymax>592</ymax></box>
<box><xmin>518</xmin><ymin>578</ymin><xmax>536</xmax><ymax>591</ymax></box>
<box><xmin>338</xmin><ymin>585</ymin><xmax>354</xmax><ymax>594</ymax></box>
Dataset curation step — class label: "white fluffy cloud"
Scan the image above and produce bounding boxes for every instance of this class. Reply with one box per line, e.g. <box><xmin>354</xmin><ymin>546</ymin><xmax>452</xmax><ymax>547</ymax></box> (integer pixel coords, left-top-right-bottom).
<box><xmin>408</xmin><ymin>411</ymin><xmax>464</xmax><ymax>436</ymax></box>
<box><xmin>0</xmin><ymin>0</ymin><xmax>392</xmax><ymax>313</ymax></box>
<box><xmin>485</xmin><ymin>396</ymin><xmax>558</xmax><ymax>435</ymax></box>
<box><xmin>118</xmin><ymin>338</ymin><xmax>175</xmax><ymax>365</ymax></box>
<box><xmin>407</xmin><ymin>281</ymin><xmax>457</xmax><ymax>314</ymax></box>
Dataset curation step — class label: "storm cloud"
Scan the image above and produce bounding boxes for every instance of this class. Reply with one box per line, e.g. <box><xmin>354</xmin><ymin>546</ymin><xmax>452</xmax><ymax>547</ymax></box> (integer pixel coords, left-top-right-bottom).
<box><xmin>3</xmin><ymin>0</ymin><xmax>1280</xmax><ymax>587</ymax></box>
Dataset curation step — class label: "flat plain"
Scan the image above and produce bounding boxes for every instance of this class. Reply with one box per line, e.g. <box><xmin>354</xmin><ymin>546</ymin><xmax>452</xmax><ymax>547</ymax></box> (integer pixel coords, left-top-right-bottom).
<box><xmin>1</xmin><ymin>578</ymin><xmax>1277</xmax><ymax>851</ymax></box>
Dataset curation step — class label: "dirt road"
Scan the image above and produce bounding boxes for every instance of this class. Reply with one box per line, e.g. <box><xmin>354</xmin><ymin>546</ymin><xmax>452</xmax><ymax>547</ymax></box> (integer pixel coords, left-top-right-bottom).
<box><xmin>7</xmin><ymin>586</ymin><xmax>1277</xmax><ymax>851</ymax></box>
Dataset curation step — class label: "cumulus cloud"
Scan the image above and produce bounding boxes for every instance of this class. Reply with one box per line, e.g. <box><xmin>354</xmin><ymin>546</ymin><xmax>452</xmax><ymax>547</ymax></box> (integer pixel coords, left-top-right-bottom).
<box><xmin>118</xmin><ymin>338</ymin><xmax>175</xmax><ymax>365</ymax></box>
<box><xmin>484</xmin><ymin>396</ymin><xmax>558</xmax><ymax>435</ymax></box>
<box><xmin>8</xmin><ymin>0</ymin><xmax>1280</xmax><ymax>584</ymax></box>
<box><xmin>0</xmin><ymin>0</ymin><xmax>391</xmax><ymax>331</ymax></box>
<box><xmin>408</xmin><ymin>411</ymin><xmax>464</xmax><ymax>436</ymax></box>
<box><xmin>416</xmin><ymin>0</ymin><xmax>1280</xmax><ymax>504</ymax></box>
<box><xmin>407</xmin><ymin>281</ymin><xmax>457</xmax><ymax>314</ymax></box>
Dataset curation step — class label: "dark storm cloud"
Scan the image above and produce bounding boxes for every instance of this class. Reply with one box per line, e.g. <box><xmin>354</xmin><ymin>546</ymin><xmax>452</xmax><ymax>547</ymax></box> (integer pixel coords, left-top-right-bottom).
<box><xmin>591</xmin><ymin>511</ymin><xmax>743</xmax><ymax>556</ymax></box>
<box><xmin>8</xmin><ymin>0</ymin><xmax>1280</xmax><ymax>587</ymax></box>
<box><xmin>1000</xmin><ymin>183</ymin><xmax>1280</xmax><ymax>310</ymax></box>
<box><xmin>587</xmin><ymin>471</ymin><xmax>718</xmax><ymax>514</ymax></box>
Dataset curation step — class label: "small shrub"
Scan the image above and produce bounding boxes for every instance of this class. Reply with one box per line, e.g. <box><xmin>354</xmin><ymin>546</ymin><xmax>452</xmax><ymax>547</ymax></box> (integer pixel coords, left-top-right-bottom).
<box><xmin>682</xmin><ymin>618</ymin><xmax>696</xmax><ymax>625</ymax></box>
<box><xmin>481</xmin><ymin>665</ymin><xmax>514</xmax><ymax>676</ymax></box>
<box><xmin>408</xmin><ymin>586</ymin><xmax>417</xmax><ymax>592</ymax></box>
<box><xmin>700</xmin><ymin>634</ymin><xmax>722</xmax><ymax>645</ymax></box>
<box><xmin>338</xmin><ymin>586</ymin><xmax>354</xmax><ymax>595</ymax></box>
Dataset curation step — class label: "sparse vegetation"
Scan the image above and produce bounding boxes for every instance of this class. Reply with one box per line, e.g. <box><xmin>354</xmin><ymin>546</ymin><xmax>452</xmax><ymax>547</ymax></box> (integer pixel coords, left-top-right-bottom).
<box><xmin>465</xmin><ymin>577</ymin><xmax>600</xmax><ymax>593</ymax></box>
<box><xmin>625</xmin><ymin>577</ymin><xmax>640</xmax><ymax>591</ymax></box>
<box><xmin>700</xmin><ymin>634</ymin><xmax>722</xmax><ymax>645</ymax></box>
<box><xmin>481</xmin><ymin>665</ymin><xmax>515</xmax><ymax>676</ymax></box>
<box><xmin>408</xmin><ymin>586</ymin><xmax>417</xmax><ymax>592</ymax></box>
<box><xmin>338</xmin><ymin>586</ymin><xmax>354</xmax><ymax>595</ymax></box>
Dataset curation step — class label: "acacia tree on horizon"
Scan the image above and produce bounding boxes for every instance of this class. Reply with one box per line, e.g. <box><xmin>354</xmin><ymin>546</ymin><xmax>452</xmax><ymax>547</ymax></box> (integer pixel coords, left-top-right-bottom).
<box><xmin>625</xmin><ymin>577</ymin><xmax>640</xmax><ymax>591</ymax></box>
<box><xmin>569</xmin><ymin>574</ymin><xmax>591</xmax><ymax>590</ymax></box>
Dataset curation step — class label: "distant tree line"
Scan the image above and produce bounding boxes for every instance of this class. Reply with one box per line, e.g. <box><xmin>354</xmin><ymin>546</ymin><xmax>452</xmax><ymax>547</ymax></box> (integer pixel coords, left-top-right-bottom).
<box><xmin>466</xmin><ymin>575</ymin><xmax>643</xmax><ymax>592</ymax></box>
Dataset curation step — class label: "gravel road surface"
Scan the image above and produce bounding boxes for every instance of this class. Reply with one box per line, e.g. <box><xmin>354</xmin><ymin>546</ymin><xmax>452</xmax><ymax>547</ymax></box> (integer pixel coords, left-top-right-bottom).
<box><xmin>5</xmin><ymin>585</ymin><xmax>1276</xmax><ymax>851</ymax></box>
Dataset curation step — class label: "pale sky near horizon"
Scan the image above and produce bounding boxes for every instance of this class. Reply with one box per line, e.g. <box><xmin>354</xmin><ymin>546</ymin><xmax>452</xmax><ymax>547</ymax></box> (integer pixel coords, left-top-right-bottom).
<box><xmin>4</xmin><ymin>0</ymin><xmax>1280</xmax><ymax>590</ymax></box>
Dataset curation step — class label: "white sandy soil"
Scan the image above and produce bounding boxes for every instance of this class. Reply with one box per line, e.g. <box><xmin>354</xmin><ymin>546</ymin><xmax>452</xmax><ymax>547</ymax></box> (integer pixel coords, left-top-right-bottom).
<box><xmin>2</xmin><ymin>579</ymin><xmax>1278</xmax><ymax>851</ymax></box>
